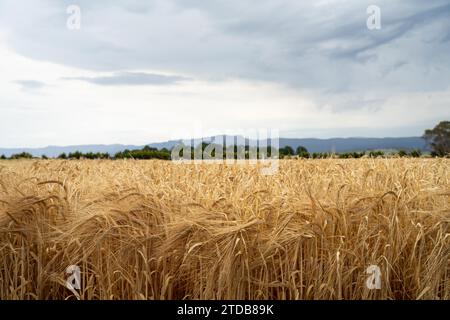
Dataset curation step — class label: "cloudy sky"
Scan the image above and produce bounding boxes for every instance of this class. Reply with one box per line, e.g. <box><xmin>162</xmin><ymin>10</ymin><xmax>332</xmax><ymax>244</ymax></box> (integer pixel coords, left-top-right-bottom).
<box><xmin>0</xmin><ymin>0</ymin><xmax>449</xmax><ymax>147</ymax></box>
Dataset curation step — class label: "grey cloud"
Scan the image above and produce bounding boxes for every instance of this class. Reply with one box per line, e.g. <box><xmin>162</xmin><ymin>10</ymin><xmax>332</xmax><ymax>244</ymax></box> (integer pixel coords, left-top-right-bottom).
<box><xmin>64</xmin><ymin>72</ymin><xmax>189</xmax><ymax>86</ymax></box>
<box><xmin>0</xmin><ymin>0</ymin><xmax>449</xmax><ymax>97</ymax></box>
<box><xmin>330</xmin><ymin>3</ymin><xmax>450</xmax><ymax>61</ymax></box>
<box><xmin>15</xmin><ymin>80</ymin><xmax>46</xmax><ymax>90</ymax></box>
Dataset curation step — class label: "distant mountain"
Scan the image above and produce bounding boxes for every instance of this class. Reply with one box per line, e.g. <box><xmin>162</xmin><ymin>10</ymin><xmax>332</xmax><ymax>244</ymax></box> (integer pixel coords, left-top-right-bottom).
<box><xmin>148</xmin><ymin>136</ymin><xmax>428</xmax><ymax>153</ymax></box>
<box><xmin>0</xmin><ymin>137</ymin><xmax>427</xmax><ymax>157</ymax></box>
<box><xmin>0</xmin><ymin>144</ymin><xmax>141</xmax><ymax>158</ymax></box>
<box><xmin>278</xmin><ymin>137</ymin><xmax>428</xmax><ymax>153</ymax></box>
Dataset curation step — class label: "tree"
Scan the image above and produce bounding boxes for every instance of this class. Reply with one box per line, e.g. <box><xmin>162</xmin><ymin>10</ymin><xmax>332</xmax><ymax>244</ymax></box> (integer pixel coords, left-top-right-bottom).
<box><xmin>68</xmin><ymin>151</ymin><xmax>83</xmax><ymax>159</ymax></box>
<box><xmin>10</xmin><ymin>152</ymin><xmax>33</xmax><ymax>159</ymax></box>
<box><xmin>409</xmin><ymin>149</ymin><xmax>422</xmax><ymax>158</ymax></box>
<box><xmin>398</xmin><ymin>150</ymin><xmax>407</xmax><ymax>157</ymax></box>
<box><xmin>0</xmin><ymin>154</ymin><xmax>6</xmax><ymax>160</ymax></box>
<box><xmin>58</xmin><ymin>153</ymin><xmax>67</xmax><ymax>159</ymax></box>
<box><xmin>41</xmin><ymin>154</ymin><xmax>48</xmax><ymax>159</ymax></box>
<box><xmin>143</xmin><ymin>145</ymin><xmax>158</xmax><ymax>152</ymax></box>
<box><xmin>296</xmin><ymin>146</ymin><xmax>310</xmax><ymax>158</ymax></box>
<box><xmin>369</xmin><ymin>150</ymin><xmax>384</xmax><ymax>158</ymax></box>
<box><xmin>280</xmin><ymin>146</ymin><xmax>294</xmax><ymax>157</ymax></box>
<box><xmin>102</xmin><ymin>153</ymin><xmax>110</xmax><ymax>159</ymax></box>
<box><xmin>423</xmin><ymin>121</ymin><xmax>450</xmax><ymax>157</ymax></box>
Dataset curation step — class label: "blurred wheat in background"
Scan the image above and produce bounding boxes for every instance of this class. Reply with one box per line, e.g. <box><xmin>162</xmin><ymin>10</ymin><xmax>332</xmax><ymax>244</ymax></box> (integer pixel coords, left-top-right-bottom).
<box><xmin>0</xmin><ymin>159</ymin><xmax>449</xmax><ymax>300</ymax></box>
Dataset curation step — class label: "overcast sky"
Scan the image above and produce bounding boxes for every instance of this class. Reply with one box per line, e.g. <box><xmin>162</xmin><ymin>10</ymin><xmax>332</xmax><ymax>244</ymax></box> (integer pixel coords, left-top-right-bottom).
<box><xmin>0</xmin><ymin>0</ymin><xmax>449</xmax><ymax>147</ymax></box>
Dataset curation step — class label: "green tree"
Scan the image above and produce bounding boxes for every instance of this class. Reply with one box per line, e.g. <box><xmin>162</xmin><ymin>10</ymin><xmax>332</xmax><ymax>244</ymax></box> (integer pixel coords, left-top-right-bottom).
<box><xmin>423</xmin><ymin>121</ymin><xmax>450</xmax><ymax>157</ymax></box>
<box><xmin>398</xmin><ymin>150</ymin><xmax>407</xmax><ymax>157</ymax></box>
<box><xmin>296</xmin><ymin>146</ymin><xmax>310</xmax><ymax>158</ymax></box>
<box><xmin>369</xmin><ymin>150</ymin><xmax>384</xmax><ymax>158</ymax></box>
<box><xmin>10</xmin><ymin>152</ymin><xmax>33</xmax><ymax>159</ymax></box>
<box><xmin>143</xmin><ymin>145</ymin><xmax>158</xmax><ymax>152</ymax></box>
<box><xmin>68</xmin><ymin>151</ymin><xmax>83</xmax><ymax>159</ymax></box>
<box><xmin>0</xmin><ymin>154</ymin><xmax>6</xmax><ymax>160</ymax></box>
<box><xmin>280</xmin><ymin>146</ymin><xmax>294</xmax><ymax>157</ymax></box>
<box><xmin>409</xmin><ymin>149</ymin><xmax>422</xmax><ymax>158</ymax></box>
<box><xmin>115</xmin><ymin>147</ymin><xmax>170</xmax><ymax>160</ymax></box>
<box><xmin>58</xmin><ymin>153</ymin><xmax>67</xmax><ymax>159</ymax></box>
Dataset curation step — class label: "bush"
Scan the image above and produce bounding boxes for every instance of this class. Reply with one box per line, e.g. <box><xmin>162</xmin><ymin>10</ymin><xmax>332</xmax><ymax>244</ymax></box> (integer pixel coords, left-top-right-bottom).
<box><xmin>68</xmin><ymin>151</ymin><xmax>83</xmax><ymax>159</ymax></box>
<box><xmin>369</xmin><ymin>151</ymin><xmax>385</xmax><ymax>158</ymax></box>
<box><xmin>296</xmin><ymin>146</ymin><xmax>310</xmax><ymax>158</ymax></box>
<box><xmin>115</xmin><ymin>148</ymin><xmax>171</xmax><ymax>160</ymax></box>
<box><xmin>409</xmin><ymin>149</ymin><xmax>422</xmax><ymax>158</ymax></box>
<box><xmin>279</xmin><ymin>146</ymin><xmax>295</xmax><ymax>157</ymax></box>
<box><xmin>10</xmin><ymin>152</ymin><xmax>33</xmax><ymax>159</ymax></box>
<box><xmin>398</xmin><ymin>150</ymin><xmax>407</xmax><ymax>157</ymax></box>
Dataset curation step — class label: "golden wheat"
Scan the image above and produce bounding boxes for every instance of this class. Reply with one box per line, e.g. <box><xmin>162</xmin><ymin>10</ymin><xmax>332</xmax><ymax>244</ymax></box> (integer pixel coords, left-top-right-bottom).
<box><xmin>0</xmin><ymin>159</ymin><xmax>449</xmax><ymax>300</ymax></box>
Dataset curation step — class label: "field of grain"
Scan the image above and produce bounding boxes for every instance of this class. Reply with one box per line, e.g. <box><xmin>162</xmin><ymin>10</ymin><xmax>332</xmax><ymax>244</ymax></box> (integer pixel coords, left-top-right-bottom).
<box><xmin>0</xmin><ymin>159</ymin><xmax>449</xmax><ymax>300</ymax></box>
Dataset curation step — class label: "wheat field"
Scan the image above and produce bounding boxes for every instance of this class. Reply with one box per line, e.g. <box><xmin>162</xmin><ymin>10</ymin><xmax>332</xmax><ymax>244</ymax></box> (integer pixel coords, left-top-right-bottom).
<box><xmin>0</xmin><ymin>159</ymin><xmax>449</xmax><ymax>300</ymax></box>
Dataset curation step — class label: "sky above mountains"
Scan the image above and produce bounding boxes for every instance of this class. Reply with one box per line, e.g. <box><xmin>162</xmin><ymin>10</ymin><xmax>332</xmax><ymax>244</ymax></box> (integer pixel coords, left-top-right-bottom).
<box><xmin>0</xmin><ymin>0</ymin><xmax>449</xmax><ymax>147</ymax></box>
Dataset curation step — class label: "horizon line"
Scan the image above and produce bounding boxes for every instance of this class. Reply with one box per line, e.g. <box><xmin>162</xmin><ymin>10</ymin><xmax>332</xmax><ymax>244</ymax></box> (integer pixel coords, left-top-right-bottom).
<box><xmin>0</xmin><ymin>135</ymin><xmax>425</xmax><ymax>150</ymax></box>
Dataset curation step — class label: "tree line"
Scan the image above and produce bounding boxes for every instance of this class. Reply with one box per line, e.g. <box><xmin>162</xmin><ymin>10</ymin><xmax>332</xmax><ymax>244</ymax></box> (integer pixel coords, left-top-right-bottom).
<box><xmin>0</xmin><ymin>146</ymin><xmax>439</xmax><ymax>160</ymax></box>
<box><xmin>1</xmin><ymin>121</ymin><xmax>448</xmax><ymax>160</ymax></box>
